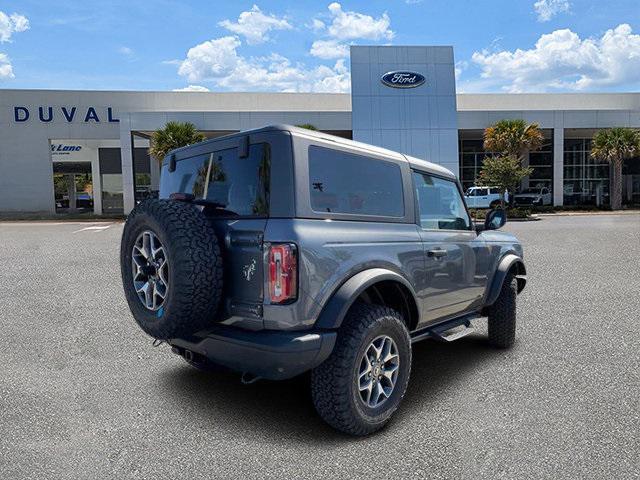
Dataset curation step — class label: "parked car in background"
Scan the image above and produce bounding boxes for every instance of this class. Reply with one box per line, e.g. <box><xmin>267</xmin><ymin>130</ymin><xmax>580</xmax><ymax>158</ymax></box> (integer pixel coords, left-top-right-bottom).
<box><xmin>514</xmin><ymin>187</ymin><xmax>552</xmax><ymax>206</ymax></box>
<box><xmin>464</xmin><ymin>186</ymin><xmax>506</xmax><ymax>209</ymax></box>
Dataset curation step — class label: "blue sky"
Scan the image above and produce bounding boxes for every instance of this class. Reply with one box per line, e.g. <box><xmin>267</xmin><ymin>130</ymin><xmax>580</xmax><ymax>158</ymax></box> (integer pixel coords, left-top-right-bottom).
<box><xmin>0</xmin><ymin>0</ymin><xmax>638</xmax><ymax>93</ymax></box>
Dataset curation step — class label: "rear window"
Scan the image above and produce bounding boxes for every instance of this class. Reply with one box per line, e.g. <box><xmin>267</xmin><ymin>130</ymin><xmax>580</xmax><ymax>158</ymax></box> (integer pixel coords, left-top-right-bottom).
<box><xmin>160</xmin><ymin>143</ymin><xmax>270</xmax><ymax>216</ymax></box>
<box><xmin>308</xmin><ymin>146</ymin><xmax>404</xmax><ymax>217</ymax></box>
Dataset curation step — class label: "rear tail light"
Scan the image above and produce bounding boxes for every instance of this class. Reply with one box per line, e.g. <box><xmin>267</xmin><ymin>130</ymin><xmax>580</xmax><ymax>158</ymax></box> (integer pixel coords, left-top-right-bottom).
<box><xmin>268</xmin><ymin>243</ymin><xmax>297</xmax><ymax>304</ymax></box>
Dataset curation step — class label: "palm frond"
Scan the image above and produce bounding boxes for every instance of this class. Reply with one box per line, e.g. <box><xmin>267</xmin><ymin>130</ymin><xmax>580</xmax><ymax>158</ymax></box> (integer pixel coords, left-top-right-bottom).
<box><xmin>148</xmin><ymin>121</ymin><xmax>206</xmax><ymax>162</ymax></box>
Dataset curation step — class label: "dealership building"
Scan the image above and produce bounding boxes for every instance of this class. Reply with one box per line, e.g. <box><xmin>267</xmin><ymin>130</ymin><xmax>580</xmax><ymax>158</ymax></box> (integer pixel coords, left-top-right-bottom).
<box><xmin>1</xmin><ymin>45</ymin><xmax>639</xmax><ymax>215</ymax></box>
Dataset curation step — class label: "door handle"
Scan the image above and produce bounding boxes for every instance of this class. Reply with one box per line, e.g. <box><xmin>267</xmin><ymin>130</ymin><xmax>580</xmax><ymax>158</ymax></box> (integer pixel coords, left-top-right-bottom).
<box><xmin>427</xmin><ymin>248</ymin><xmax>448</xmax><ymax>258</ymax></box>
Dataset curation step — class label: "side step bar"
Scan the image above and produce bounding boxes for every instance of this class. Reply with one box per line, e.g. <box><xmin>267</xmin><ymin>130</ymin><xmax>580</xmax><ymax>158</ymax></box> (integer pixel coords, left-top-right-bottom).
<box><xmin>410</xmin><ymin>313</ymin><xmax>480</xmax><ymax>344</ymax></box>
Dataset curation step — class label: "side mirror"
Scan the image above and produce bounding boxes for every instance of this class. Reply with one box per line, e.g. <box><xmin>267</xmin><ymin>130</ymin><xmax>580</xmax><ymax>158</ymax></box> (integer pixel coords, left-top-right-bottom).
<box><xmin>484</xmin><ymin>208</ymin><xmax>507</xmax><ymax>231</ymax></box>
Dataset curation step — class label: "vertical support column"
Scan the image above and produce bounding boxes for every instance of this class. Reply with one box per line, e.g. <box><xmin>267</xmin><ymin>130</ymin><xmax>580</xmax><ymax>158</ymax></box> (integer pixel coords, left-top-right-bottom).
<box><xmin>120</xmin><ymin>116</ymin><xmax>136</xmax><ymax>214</ymax></box>
<box><xmin>66</xmin><ymin>174</ymin><xmax>77</xmax><ymax>212</ymax></box>
<box><xmin>91</xmin><ymin>147</ymin><xmax>102</xmax><ymax>215</ymax></box>
<box><xmin>553</xmin><ymin>126</ymin><xmax>564</xmax><ymax>206</ymax></box>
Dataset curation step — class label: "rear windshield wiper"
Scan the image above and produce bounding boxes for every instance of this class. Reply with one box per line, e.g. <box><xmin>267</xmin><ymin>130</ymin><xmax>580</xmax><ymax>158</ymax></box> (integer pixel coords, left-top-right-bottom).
<box><xmin>194</xmin><ymin>199</ymin><xmax>240</xmax><ymax>216</ymax></box>
<box><xmin>169</xmin><ymin>193</ymin><xmax>239</xmax><ymax>216</ymax></box>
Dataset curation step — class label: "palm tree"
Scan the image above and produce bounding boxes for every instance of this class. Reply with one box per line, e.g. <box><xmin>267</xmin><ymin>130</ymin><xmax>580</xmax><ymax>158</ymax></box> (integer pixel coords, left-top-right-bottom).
<box><xmin>483</xmin><ymin>119</ymin><xmax>544</xmax><ymax>162</ymax></box>
<box><xmin>148</xmin><ymin>121</ymin><xmax>206</xmax><ymax>164</ymax></box>
<box><xmin>590</xmin><ymin>127</ymin><xmax>640</xmax><ymax>210</ymax></box>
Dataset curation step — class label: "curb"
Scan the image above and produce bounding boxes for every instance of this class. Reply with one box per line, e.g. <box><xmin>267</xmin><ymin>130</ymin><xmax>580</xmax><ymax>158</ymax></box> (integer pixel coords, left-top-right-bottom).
<box><xmin>535</xmin><ymin>210</ymin><xmax>640</xmax><ymax>217</ymax></box>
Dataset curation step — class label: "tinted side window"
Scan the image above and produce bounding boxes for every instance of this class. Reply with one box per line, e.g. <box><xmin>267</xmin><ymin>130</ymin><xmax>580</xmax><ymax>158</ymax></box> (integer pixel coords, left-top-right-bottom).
<box><xmin>413</xmin><ymin>172</ymin><xmax>471</xmax><ymax>231</ymax></box>
<box><xmin>308</xmin><ymin>146</ymin><xmax>404</xmax><ymax>217</ymax></box>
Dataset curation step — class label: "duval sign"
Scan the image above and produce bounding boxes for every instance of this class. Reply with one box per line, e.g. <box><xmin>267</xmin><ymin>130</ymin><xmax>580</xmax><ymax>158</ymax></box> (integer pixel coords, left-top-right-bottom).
<box><xmin>13</xmin><ymin>106</ymin><xmax>119</xmax><ymax>123</ymax></box>
<box><xmin>381</xmin><ymin>71</ymin><xmax>426</xmax><ymax>88</ymax></box>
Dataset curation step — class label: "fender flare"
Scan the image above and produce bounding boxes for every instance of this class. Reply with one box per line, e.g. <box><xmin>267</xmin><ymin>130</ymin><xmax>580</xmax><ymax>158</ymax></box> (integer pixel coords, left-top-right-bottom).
<box><xmin>314</xmin><ymin>268</ymin><xmax>419</xmax><ymax>330</ymax></box>
<box><xmin>484</xmin><ymin>254</ymin><xmax>527</xmax><ymax>307</ymax></box>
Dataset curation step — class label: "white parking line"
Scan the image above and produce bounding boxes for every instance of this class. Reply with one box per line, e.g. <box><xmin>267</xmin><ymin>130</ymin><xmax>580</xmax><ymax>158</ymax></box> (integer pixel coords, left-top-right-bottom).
<box><xmin>72</xmin><ymin>224</ymin><xmax>113</xmax><ymax>233</ymax></box>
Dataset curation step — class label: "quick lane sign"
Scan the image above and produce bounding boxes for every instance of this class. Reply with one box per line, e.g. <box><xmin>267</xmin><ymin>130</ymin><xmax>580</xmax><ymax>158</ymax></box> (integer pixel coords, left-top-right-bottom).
<box><xmin>13</xmin><ymin>106</ymin><xmax>119</xmax><ymax>123</ymax></box>
<box><xmin>380</xmin><ymin>71</ymin><xmax>426</xmax><ymax>89</ymax></box>
<box><xmin>51</xmin><ymin>144</ymin><xmax>82</xmax><ymax>155</ymax></box>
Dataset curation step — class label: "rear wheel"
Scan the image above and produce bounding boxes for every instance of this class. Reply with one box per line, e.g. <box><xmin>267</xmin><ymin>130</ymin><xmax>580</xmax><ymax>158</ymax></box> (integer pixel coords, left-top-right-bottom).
<box><xmin>487</xmin><ymin>273</ymin><xmax>517</xmax><ymax>348</ymax></box>
<box><xmin>311</xmin><ymin>303</ymin><xmax>411</xmax><ymax>436</ymax></box>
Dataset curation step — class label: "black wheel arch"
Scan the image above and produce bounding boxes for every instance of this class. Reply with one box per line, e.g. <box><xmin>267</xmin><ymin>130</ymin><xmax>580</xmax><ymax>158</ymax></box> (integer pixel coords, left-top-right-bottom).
<box><xmin>482</xmin><ymin>253</ymin><xmax>526</xmax><ymax>310</ymax></box>
<box><xmin>314</xmin><ymin>268</ymin><xmax>420</xmax><ymax>332</ymax></box>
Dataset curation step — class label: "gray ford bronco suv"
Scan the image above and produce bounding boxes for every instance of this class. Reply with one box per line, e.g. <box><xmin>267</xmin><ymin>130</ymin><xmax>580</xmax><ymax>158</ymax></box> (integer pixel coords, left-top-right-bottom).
<box><xmin>120</xmin><ymin>125</ymin><xmax>526</xmax><ymax>436</ymax></box>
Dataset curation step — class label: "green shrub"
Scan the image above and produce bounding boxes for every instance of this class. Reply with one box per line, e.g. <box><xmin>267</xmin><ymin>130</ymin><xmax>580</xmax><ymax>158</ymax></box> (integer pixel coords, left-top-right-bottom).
<box><xmin>506</xmin><ymin>207</ymin><xmax>531</xmax><ymax>219</ymax></box>
<box><xmin>470</xmin><ymin>207</ymin><xmax>531</xmax><ymax>221</ymax></box>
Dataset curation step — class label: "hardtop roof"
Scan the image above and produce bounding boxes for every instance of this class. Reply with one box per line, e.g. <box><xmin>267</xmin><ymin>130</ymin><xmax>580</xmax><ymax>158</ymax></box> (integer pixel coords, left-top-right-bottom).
<box><xmin>167</xmin><ymin>124</ymin><xmax>456</xmax><ymax>179</ymax></box>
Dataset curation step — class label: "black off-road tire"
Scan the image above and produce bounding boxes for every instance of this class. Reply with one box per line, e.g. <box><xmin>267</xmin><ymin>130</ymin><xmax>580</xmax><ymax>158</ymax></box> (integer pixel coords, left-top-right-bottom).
<box><xmin>310</xmin><ymin>303</ymin><xmax>411</xmax><ymax>436</ymax></box>
<box><xmin>120</xmin><ymin>199</ymin><xmax>223</xmax><ymax>340</ymax></box>
<box><xmin>487</xmin><ymin>273</ymin><xmax>517</xmax><ymax>348</ymax></box>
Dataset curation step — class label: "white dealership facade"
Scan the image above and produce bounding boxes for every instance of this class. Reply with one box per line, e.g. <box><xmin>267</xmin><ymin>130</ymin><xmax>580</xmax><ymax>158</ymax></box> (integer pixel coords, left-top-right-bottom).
<box><xmin>0</xmin><ymin>45</ymin><xmax>638</xmax><ymax>215</ymax></box>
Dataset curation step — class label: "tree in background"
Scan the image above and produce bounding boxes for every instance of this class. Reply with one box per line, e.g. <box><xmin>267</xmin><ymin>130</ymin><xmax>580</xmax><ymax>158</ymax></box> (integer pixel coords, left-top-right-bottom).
<box><xmin>149</xmin><ymin>121</ymin><xmax>206</xmax><ymax>165</ymax></box>
<box><xmin>479</xmin><ymin>119</ymin><xmax>544</xmax><ymax>207</ymax></box>
<box><xmin>590</xmin><ymin>127</ymin><xmax>640</xmax><ymax>210</ymax></box>
<box><xmin>296</xmin><ymin>124</ymin><xmax>318</xmax><ymax>130</ymax></box>
<box><xmin>483</xmin><ymin>119</ymin><xmax>544</xmax><ymax>161</ymax></box>
<box><xmin>476</xmin><ymin>156</ymin><xmax>533</xmax><ymax>209</ymax></box>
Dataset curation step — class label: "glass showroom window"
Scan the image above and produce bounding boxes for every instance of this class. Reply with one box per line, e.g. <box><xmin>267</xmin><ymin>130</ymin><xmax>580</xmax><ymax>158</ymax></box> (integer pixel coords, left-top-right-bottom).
<box><xmin>563</xmin><ymin>138</ymin><xmax>610</xmax><ymax>206</ymax></box>
<box><xmin>459</xmin><ymin>136</ymin><xmax>493</xmax><ymax>191</ymax></box>
<box><xmin>527</xmin><ymin>135</ymin><xmax>553</xmax><ymax>192</ymax></box>
<box><xmin>459</xmin><ymin>130</ymin><xmax>553</xmax><ymax>195</ymax></box>
<box><xmin>99</xmin><ymin>148</ymin><xmax>124</xmax><ymax>214</ymax></box>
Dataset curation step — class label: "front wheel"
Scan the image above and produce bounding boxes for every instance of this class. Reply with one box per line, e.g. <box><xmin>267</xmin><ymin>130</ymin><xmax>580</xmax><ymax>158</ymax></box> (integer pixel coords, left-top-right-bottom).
<box><xmin>310</xmin><ymin>303</ymin><xmax>411</xmax><ymax>436</ymax></box>
<box><xmin>487</xmin><ymin>273</ymin><xmax>517</xmax><ymax>348</ymax></box>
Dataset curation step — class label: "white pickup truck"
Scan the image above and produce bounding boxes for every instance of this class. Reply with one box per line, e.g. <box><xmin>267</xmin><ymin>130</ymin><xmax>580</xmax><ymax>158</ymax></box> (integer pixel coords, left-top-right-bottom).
<box><xmin>514</xmin><ymin>187</ymin><xmax>552</xmax><ymax>206</ymax></box>
<box><xmin>464</xmin><ymin>186</ymin><xmax>506</xmax><ymax>209</ymax></box>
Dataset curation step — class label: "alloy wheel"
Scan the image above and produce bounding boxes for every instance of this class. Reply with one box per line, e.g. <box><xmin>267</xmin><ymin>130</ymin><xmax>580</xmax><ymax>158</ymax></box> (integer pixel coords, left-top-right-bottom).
<box><xmin>357</xmin><ymin>335</ymin><xmax>400</xmax><ymax>408</ymax></box>
<box><xmin>131</xmin><ymin>230</ymin><xmax>169</xmax><ymax>311</ymax></box>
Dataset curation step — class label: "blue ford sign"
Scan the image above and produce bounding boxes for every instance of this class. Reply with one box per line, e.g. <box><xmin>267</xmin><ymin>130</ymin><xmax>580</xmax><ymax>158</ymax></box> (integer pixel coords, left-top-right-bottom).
<box><xmin>381</xmin><ymin>71</ymin><xmax>426</xmax><ymax>88</ymax></box>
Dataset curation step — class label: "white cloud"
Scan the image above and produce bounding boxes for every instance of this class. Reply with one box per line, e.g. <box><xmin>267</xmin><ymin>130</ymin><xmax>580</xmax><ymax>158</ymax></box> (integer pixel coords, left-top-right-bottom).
<box><xmin>308</xmin><ymin>3</ymin><xmax>394</xmax><ymax>59</ymax></box>
<box><xmin>177</xmin><ymin>36</ymin><xmax>349</xmax><ymax>93</ymax></box>
<box><xmin>454</xmin><ymin>60</ymin><xmax>468</xmax><ymax>80</ymax></box>
<box><xmin>325</xmin><ymin>2</ymin><xmax>393</xmax><ymax>41</ymax></box>
<box><xmin>173</xmin><ymin>85</ymin><xmax>211</xmax><ymax>92</ymax></box>
<box><xmin>119</xmin><ymin>46</ymin><xmax>134</xmax><ymax>57</ymax></box>
<box><xmin>310</xmin><ymin>39</ymin><xmax>350</xmax><ymax>59</ymax></box>
<box><xmin>178</xmin><ymin>36</ymin><xmax>242</xmax><ymax>83</ymax></box>
<box><xmin>533</xmin><ymin>0</ymin><xmax>570</xmax><ymax>22</ymax></box>
<box><xmin>0</xmin><ymin>52</ymin><xmax>14</xmax><ymax>79</ymax></box>
<box><xmin>308</xmin><ymin>19</ymin><xmax>325</xmax><ymax>33</ymax></box>
<box><xmin>219</xmin><ymin>5</ymin><xmax>291</xmax><ymax>45</ymax></box>
<box><xmin>0</xmin><ymin>11</ymin><xmax>29</xmax><ymax>43</ymax></box>
<box><xmin>471</xmin><ymin>24</ymin><xmax>640</xmax><ymax>92</ymax></box>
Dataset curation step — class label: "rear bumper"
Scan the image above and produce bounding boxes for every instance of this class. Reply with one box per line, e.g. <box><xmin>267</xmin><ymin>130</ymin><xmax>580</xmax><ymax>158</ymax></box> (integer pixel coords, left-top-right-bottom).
<box><xmin>170</xmin><ymin>325</ymin><xmax>337</xmax><ymax>380</ymax></box>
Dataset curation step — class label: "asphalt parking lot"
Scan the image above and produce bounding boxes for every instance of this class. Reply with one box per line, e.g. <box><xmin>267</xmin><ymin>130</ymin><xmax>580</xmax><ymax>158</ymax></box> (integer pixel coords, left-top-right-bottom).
<box><xmin>1</xmin><ymin>214</ymin><xmax>639</xmax><ymax>479</ymax></box>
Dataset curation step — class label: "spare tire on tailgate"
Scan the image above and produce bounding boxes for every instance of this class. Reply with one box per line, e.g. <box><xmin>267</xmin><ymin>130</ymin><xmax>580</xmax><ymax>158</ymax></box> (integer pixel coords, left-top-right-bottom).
<box><xmin>120</xmin><ymin>199</ymin><xmax>223</xmax><ymax>340</ymax></box>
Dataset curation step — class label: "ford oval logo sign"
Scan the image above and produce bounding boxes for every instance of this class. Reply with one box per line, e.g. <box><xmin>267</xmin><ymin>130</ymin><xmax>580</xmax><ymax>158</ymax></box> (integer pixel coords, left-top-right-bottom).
<box><xmin>381</xmin><ymin>71</ymin><xmax>426</xmax><ymax>89</ymax></box>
